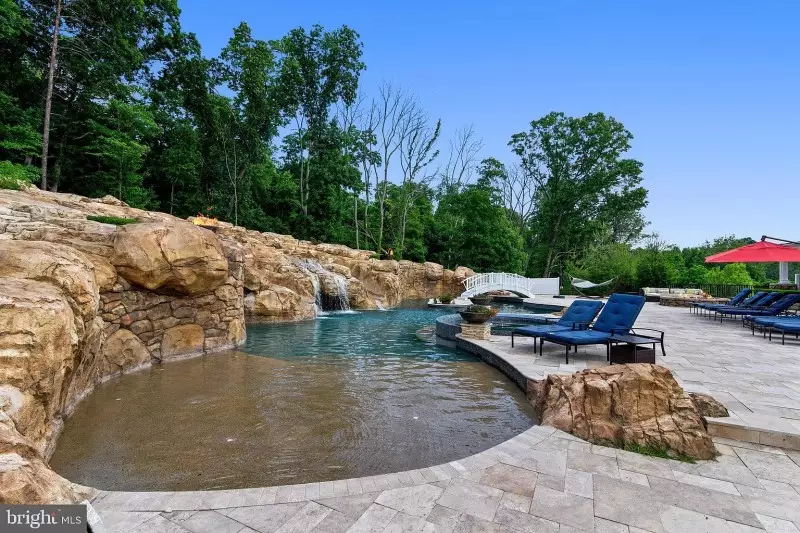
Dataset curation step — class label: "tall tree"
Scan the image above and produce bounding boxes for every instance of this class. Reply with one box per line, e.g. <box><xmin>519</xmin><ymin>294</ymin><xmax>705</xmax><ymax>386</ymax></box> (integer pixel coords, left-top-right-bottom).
<box><xmin>276</xmin><ymin>24</ymin><xmax>364</xmax><ymax>223</ymax></box>
<box><xmin>510</xmin><ymin>112</ymin><xmax>648</xmax><ymax>277</ymax></box>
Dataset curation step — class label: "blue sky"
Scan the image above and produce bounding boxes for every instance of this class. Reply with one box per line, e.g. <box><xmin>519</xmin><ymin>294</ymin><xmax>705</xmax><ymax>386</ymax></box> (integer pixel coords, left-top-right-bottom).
<box><xmin>179</xmin><ymin>1</ymin><xmax>799</xmax><ymax>247</ymax></box>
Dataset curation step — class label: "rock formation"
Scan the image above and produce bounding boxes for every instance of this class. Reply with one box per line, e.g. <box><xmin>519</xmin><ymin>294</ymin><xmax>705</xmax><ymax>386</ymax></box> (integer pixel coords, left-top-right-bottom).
<box><xmin>0</xmin><ymin>187</ymin><xmax>472</xmax><ymax>503</ymax></box>
<box><xmin>528</xmin><ymin>364</ymin><xmax>716</xmax><ymax>460</ymax></box>
<box><xmin>689</xmin><ymin>392</ymin><xmax>730</xmax><ymax>419</ymax></box>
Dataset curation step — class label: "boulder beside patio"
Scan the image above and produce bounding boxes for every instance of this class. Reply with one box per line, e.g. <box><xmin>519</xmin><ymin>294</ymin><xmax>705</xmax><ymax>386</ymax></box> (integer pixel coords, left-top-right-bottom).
<box><xmin>528</xmin><ymin>364</ymin><xmax>716</xmax><ymax>459</ymax></box>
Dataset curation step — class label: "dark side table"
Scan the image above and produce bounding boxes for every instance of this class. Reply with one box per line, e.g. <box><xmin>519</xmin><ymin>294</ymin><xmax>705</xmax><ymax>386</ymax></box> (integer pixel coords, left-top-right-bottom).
<box><xmin>608</xmin><ymin>329</ymin><xmax>665</xmax><ymax>365</ymax></box>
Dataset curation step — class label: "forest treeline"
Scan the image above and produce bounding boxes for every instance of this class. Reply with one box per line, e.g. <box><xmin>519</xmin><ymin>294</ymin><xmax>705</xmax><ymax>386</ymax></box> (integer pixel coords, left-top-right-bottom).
<box><xmin>1</xmin><ymin>1</ymin><xmax>777</xmax><ymax>285</ymax></box>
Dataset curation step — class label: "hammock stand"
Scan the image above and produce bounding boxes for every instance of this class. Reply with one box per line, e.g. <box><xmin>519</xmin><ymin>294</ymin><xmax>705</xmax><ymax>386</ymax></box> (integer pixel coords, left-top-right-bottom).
<box><xmin>569</xmin><ymin>275</ymin><xmax>617</xmax><ymax>299</ymax></box>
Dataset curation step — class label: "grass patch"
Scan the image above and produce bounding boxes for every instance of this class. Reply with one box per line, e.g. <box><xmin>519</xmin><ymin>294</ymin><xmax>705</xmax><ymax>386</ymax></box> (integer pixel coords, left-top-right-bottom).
<box><xmin>87</xmin><ymin>215</ymin><xmax>138</xmax><ymax>226</ymax></box>
<box><xmin>623</xmin><ymin>442</ymin><xmax>697</xmax><ymax>463</ymax></box>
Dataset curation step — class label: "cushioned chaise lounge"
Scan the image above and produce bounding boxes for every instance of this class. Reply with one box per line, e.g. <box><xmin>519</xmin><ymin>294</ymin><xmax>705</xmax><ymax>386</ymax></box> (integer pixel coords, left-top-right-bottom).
<box><xmin>691</xmin><ymin>288</ymin><xmax>751</xmax><ymax>315</ymax></box>
<box><xmin>511</xmin><ymin>299</ymin><xmax>604</xmax><ymax>353</ymax></box>
<box><xmin>714</xmin><ymin>293</ymin><xmax>799</xmax><ymax>322</ymax></box>
<box><xmin>697</xmin><ymin>291</ymin><xmax>766</xmax><ymax>318</ymax></box>
<box><xmin>749</xmin><ymin>315</ymin><xmax>800</xmax><ymax>336</ymax></box>
<box><xmin>539</xmin><ymin>293</ymin><xmax>646</xmax><ymax>364</ymax></box>
<box><xmin>767</xmin><ymin>320</ymin><xmax>800</xmax><ymax>345</ymax></box>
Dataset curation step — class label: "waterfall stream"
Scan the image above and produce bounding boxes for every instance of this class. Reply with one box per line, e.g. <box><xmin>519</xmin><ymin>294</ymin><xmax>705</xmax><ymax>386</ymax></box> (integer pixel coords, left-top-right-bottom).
<box><xmin>297</xmin><ymin>259</ymin><xmax>351</xmax><ymax>314</ymax></box>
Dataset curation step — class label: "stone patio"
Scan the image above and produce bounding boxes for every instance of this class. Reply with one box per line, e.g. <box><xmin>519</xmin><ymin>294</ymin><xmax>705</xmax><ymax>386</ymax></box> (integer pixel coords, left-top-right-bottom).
<box><xmin>92</xmin><ymin>303</ymin><xmax>800</xmax><ymax>532</ymax></box>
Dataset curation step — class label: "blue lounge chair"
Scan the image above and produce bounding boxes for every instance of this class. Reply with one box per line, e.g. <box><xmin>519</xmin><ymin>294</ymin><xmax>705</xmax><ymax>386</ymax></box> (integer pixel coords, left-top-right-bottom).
<box><xmin>540</xmin><ymin>293</ymin><xmax>646</xmax><ymax>363</ymax></box>
<box><xmin>697</xmin><ymin>291</ymin><xmax>766</xmax><ymax>318</ymax></box>
<box><xmin>768</xmin><ymin>320</ymin><xmax>800</xmax><ymax>345</ymax></box>
<box><xmin>691</xmin><ymin>288</ymin><xmax>750</xmax><ymax>314</ymax></box>
<box><xmin>748</xmin><ymin>315</ymin><xmax>800</xmax><ymax>336</ymax></box>
<box><xmin>713</xmin><ymin>292</ymin><xmax>789</xmax><ymax>321</ymax></box>
<box><xmin>511</xmin><ymin>300</ymin><xmax>604</xmax><ymax>353</ymax></box>
<box><xmin>718</xmin><ymin>293</ymin><xmax>800</xmax><ymax>322</ymax></box>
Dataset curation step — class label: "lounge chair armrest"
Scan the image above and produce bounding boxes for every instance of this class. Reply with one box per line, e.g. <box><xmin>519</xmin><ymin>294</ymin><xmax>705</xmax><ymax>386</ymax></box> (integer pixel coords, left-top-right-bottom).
<box><xmin>609</xmin><ymin>328</ymin><xmax>632</xmax><ymax>335</ymax></box>
<box><xmin>571</xmin><ymin>321</ymin><xmax>592</xmax><ymax>330</ymax></box>
<box><xmin>629</xmin><ymin>328</ymin><xmax>665</xmax><ymax>341</ymax></box>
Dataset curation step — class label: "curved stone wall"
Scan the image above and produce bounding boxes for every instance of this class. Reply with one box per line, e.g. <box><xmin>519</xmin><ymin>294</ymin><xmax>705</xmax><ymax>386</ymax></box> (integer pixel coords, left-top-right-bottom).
<box><xmin>0</xmin><ymin>187</ymin><xmax>472</xmax><ymax>504</ymax></box>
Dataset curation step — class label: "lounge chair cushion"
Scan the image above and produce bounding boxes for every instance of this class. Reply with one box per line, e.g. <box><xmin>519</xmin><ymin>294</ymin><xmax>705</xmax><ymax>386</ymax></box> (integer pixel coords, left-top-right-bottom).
<box><xmin>592</xmin><ymin>293</ymin><xmax>646</xmax><ymax>334</ymax></box>
<box><xmin>558</xmin><ymin>300</ymin><xmax>605</xmax><ymax>327</ymax></box>
<box><xmin>544</xmin><ymin>330</ymin><xmax>612</xmax><ymax>345</ymax></box>
<box><xmin>514</xmin><ymin>324</ymin><xmax>572</xmax><ymax>336</ymax></box>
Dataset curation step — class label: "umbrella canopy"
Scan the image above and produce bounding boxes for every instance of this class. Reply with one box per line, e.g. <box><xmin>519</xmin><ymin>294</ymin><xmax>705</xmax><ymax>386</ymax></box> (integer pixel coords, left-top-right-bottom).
<box><xmin>705</xmin><ymin>241</ymin><xmax>800</xmax><ymax>263</ymax></box>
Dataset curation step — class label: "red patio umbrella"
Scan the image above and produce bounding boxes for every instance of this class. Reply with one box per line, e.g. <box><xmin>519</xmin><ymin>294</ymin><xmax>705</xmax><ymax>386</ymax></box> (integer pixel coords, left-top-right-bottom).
<box><xmin>705</xmin><ymin>241</ymin><xmax>800</xmax><ymax>263</ymax></box>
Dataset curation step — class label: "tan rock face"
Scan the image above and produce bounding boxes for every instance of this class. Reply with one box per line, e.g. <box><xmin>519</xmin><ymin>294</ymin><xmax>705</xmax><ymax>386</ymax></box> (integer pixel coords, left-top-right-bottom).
<box><xmin>245</xmin><ymin>287</ymin><xmax>316</xmax><ymax>321</ymax></box>
<box><xmin>0</xmin><ymin>278</ymin><xmax>78</xmax><ymax>451</ymax></box>
<box><xmin>161</xmin><ymin>324</ymin><xmax>205</xmax><ymax>359</ymax></box>
<box><xmin>689</xmin><ymin>392</ymin><xmax>729</xmax><ymax>419</ymax></box>
<box><xmin>100</xmin><ymin>329</ymin><xmax>150</xmax><ymax>374</ymax></box>
<box><xmin>0</xmin><ymin>452</ymin><xmax>92</xmax><ymax>504</ymax></box>
<box><xmin>528</xmin><ymin>364</ymin><xmax>716</xmax><ymax>460</ymax></box>
<box><xmin>112</xmin><ymin>221</ymin><xmax>228</xmax><ymax>295</ymax></box>
<box><xmin>0</xmin><ymin>241</ymin><xmax>99</xmax><ymax>336</ymax></box>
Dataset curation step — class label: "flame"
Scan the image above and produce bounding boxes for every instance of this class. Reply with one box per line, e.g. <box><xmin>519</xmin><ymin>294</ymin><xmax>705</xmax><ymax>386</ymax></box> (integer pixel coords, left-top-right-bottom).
<box><xmin>193</xmin><ymin>214</ymin><xmax>219</xmax><ymax>226</ymax></box>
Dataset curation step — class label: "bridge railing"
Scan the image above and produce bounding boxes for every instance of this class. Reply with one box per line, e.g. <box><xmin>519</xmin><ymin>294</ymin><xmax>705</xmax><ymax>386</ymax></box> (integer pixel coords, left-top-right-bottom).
<box><xmin>462</xmin><ymin>273</ymin><xmax>537</xmax><ymax>297</ymax></box>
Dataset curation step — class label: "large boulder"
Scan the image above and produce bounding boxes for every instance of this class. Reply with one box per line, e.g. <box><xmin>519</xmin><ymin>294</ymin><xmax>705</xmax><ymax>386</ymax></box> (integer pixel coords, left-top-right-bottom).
<box><xmin>244</xmin><ymin>287</ymin><xmax>316</xmax><ymax>321</ymax></box>
<box><xmin>0</xmin><ymin>241</ymin><xmax>99</xmax><ymax>335</ymax></box>
<box><xmin>0</xmin><ymin>452</ymin><xmax>92</xmax><ymax>504</ymax></box>
<box><xmin>161</xmin><ymin>324</ymin><xmax>205</xmax><ymax>360</ymax></box>
<box><xmin>0</xmin><ymin>278</ymin><xmax>78</xmax><ymax>451</ymax></box>
<box><xmin>100</xmin><ymin>328</ymin><xmax>151</xmax><ymax>373</ymax></box>
<box><xmin>112</xmin><ymin>221</ymin><xmax>228</xmax><ymax>295</ymax></box>
<box><xmin>528</xmin><ymin>364</ymin><xmax>716</xmax><ymax>460</ymax></box>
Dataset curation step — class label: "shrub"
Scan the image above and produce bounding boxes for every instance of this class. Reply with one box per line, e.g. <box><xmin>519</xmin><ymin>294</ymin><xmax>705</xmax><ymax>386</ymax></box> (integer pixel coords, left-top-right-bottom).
<box><xmin>0</xmin><ymin>160</ymin><xmax>37</xmax><ymax>190</ymax></box>
<box><xmin>439</xmin><ymin>294</ymin><xmax>454</xmax><ymax>304</ymax></box>
<box><xmin>463</xmin><ymin>305</ymin><xmax>498</xmax><ymax>317</ymax></box>
<box><xmin>86</xmin><ymin>215</ymin><xmax>138</xmax><ymax>226</ymax></box>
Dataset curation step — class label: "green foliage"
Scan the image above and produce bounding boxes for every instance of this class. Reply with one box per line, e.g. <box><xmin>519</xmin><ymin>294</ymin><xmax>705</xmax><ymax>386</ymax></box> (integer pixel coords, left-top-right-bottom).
<box><xmin>2</xmin><ymin>3</ymin><xmax>662</xmax><ymax>277</ymax></box>
<box><xmin>623</xmin><ymin>442</ymin><xmax>697</xmax><ymax>463</ymax></box>
<box><xmin>462</xmin><ymin>305</ymin><xmax>497</xmax><ymax>316</ymax></box>
<box><xmin>438</xmin><ymin>294</ymin><xmax>454</xmax><ymax>304</ymax></box>
<box><xmin>509</xmin><ymin>112</ymin><xmax>648</xmax><ymax>277</ymax></box>
<box><xmin>569</xmin><ymin>243</ymin><xmax>635</xmax><ymax>290</ymax></box>
<box><xmin>0</xmin><ymin>160</ymin><xmax>36</xmax><ymax>190</ymax></box>
<box><xmin>428</xmin><ymin>172</ymin><xmax>526</xmax><ymax>273</ymax></box>
<box><xmin>86</xmin><ymin>215</ymin><xmax>138</xmax><ymax>226</ymax></box>
<box><xmin>705</xmin><ymin>263</ymin><xmax>753</xmax><ymax>285</ymax></box>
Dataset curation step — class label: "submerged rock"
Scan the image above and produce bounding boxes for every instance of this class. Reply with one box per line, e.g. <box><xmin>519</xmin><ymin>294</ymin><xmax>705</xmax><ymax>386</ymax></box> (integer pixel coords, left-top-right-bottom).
<box><xmin>528</xmin><ymin>364</ymin><xmax>716</xmax><ymax>460</ymax></box>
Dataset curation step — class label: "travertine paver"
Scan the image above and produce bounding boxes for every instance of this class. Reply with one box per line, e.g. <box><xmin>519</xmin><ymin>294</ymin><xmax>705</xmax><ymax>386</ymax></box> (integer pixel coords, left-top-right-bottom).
<box><xmin>93</xmin><ymin>303</ymin><xmax>800</xmax><ymax>532</ymax></box>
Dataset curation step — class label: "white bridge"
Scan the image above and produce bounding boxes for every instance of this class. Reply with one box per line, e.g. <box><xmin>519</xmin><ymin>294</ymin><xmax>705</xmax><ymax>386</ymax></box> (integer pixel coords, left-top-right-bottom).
<box><xmin>460</xmin><ymin>273</ymin><xmax>538</xmax><ymax>298</ymax></box>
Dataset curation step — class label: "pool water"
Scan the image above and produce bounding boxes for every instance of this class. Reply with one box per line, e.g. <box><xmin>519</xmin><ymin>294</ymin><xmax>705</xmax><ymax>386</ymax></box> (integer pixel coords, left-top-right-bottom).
<box><xmin>50</xmin><ymin>305</ymin><xmax>537</xmax><ymax>491</ymax></box>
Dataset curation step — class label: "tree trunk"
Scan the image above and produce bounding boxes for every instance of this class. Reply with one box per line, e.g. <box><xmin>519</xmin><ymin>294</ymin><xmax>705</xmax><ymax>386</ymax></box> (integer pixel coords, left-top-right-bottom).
<box><xmin>170</xmin><ymin>183</ymin><xmax>175</xmax><ymax>214</ymax></box>
<box><xmin>353</xmin><ymin>194</ymin><xmax>359</xmax><ymax>249</ymax></box>
<box><xmin>41</xmin><ymin>0</ymin><xmax>63</xmax><ymax>190</ymax></box>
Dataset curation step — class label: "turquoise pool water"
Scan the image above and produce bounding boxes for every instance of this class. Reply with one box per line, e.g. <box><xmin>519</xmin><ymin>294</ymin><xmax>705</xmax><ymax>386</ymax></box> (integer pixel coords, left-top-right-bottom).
<box><xmin>51</xmin><ymin>304</ymin><xmax>537</xmax><ymax>490</ymax></box>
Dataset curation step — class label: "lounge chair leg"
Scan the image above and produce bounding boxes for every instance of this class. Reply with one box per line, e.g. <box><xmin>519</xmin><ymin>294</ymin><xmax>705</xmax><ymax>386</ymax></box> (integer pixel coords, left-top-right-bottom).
<box><xmin>533</xmin><ymin>335</ymin><xmax>536</xmax><ymax>354</ymax></box>
<box><xmin>511</xmin><ymin>332</ymin><xmax>515</xmax><ymax>348</ymax></box>
<box><xmin>565</xmin><ymin>345</ymin><xmax>569</xmax><ymax>364</ymax></box>
<box><xmin>660</xmin><ymin>343</ymin><xmax>666</xmax><ymax>356</ymax></box>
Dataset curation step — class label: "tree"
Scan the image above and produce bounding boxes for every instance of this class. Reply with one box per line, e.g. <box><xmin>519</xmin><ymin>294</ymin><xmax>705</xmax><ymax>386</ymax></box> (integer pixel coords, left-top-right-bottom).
<box><xmin>213</xmin><ymin>22</ymin><xmax>283</xmax><ymax>226</ymax></box>
<box><xmin>439</xmin><ymin>124</ymin><xmax>482</xmax><ymax>195</ymax></box>
<box><xmin>276</xmin><ymin>24</ymin><xmax>364</xmax><ymax>222</ymax></box>
<box><xmin>705</xmin><ymin>263</ymin><xmax>754</xmax><ymax>285</ymax></box>
<box><xmin>427</xmin><ymin>170</ymin><xmax>526</xmax><ymax>273</ymax></box>
<box><xmin>85</xmin><ymin>99</ymin><xmax>159</xmax><ymax>206</ymax></box>
<box><xmin>397</xmin><ymin>113</ymin><xmax>439</xmax><ymax>258</ymax></box>
<box><xmin>510</xmin><ymin>112</ymin><xmax>648</xmax><ymax>277</ymax></box>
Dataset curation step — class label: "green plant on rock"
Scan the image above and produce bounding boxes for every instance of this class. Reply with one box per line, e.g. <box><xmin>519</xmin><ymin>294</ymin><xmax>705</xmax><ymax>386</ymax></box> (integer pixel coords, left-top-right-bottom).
<box><xmin>86</xmin><ymin>215</ymin><xmax>139</xmax><ymax>226</ymax></box>
<box><xmin>439</xmin><ymin>294</ymin><xmax>454</xmax><ymax>304</ymax></box>
<box><xmin>0</xmin><ymin>161</ymin><xmax>36</xmax><ymax>190</ymax></box>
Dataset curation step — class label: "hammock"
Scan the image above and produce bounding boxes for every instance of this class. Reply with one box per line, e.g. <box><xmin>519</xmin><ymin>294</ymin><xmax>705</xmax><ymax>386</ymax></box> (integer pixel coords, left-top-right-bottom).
<box><xmin>569</xmin><ymin>276</ymin><xmax>616</xmax><ymax>298</ymax></box>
